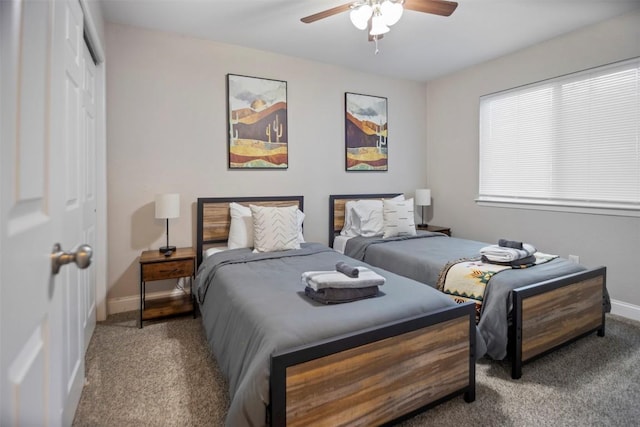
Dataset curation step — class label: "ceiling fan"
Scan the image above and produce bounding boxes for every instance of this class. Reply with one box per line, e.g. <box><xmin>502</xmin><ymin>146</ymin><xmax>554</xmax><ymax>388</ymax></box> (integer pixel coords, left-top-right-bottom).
<box><xmin>301</xmin><ymin>0</ymin><xmax>458</xmax><ymax>43</ymax></box>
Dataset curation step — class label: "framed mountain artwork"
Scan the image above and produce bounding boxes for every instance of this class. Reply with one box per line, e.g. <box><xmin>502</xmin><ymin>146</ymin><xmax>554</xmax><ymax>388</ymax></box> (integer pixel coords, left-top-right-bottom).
<box><xmin>345</xmin><ymin>92</ymin><xmax>388</xmax><ymax>171</ymax></box>
<box><xmin>227</xmin><ymin>74</ymin><xmax>288</xmax><ymax>169</ymax></box>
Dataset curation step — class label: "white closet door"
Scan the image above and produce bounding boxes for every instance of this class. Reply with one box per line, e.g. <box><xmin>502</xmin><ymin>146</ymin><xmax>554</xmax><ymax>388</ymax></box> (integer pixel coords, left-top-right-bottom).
<box><xmin>1</xmin><ymin>0</ymin><xmax>92</xmax><ymax>425</ymax></box>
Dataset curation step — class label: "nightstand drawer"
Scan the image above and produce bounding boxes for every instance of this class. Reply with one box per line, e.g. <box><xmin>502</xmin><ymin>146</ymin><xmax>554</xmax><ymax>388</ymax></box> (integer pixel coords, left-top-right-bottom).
<box><xmin>142</xmin><ymin>259</ymin><xmax>194</xmax><ymax>281</ymax></box>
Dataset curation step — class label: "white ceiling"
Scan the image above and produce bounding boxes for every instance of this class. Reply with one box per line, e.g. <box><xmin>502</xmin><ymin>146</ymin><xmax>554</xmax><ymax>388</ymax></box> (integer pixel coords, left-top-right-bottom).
<box><xmin>100</xmin><ymin>0</ymin><xmax>640</xmax><ymax>82</ymax></box>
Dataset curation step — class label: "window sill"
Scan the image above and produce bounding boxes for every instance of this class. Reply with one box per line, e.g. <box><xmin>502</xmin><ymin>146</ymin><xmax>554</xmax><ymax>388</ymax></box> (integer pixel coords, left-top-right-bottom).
<box><xmin>476</xmin><ymin>198</ymin><xmax>640</xmax><ymax>218</ymax></box>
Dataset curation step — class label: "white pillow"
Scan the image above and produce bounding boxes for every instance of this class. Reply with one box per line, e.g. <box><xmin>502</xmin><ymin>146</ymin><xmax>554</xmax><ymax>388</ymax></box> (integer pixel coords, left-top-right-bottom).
<box><xmin>383</xmin><ymin>198</ymin><xmax>417</xmax><ymax>238</ymax></box>
<box><xmin>353</xmin><ymin>199</ymin><xmax>385</xmax><ymax>237</ymax></box>
<box><xmin>296</xmin><ymin>209</ymin><xmax>306</xmax><ymax>243</ymax></box>
<box><xmin>340</xmin><ymin>195</ymin><xmax>404</xmax><ymax>237</ymax></box>
<box><xmin>204</xmin><ymin>246</ymin><xmax>227</xmax><ymax>258</ymax></box>
<box><xmin>250</xmin><ymin>204</ymin><xmax>300</xmax><ymax>252</ymax></box>
<box><xmin>340</xmin><ymin>200</ymin><xmax>359</xmax><ymax>237</ymax></box>
<box><xmin>228</xmin><ymin>202</ymin><xmax>304</xmax><ymax>249</ymax></box>
<box><xmin>228</xmin><ymin>202</ymin><xmax>253</xmax><ymax>249</ymax></box>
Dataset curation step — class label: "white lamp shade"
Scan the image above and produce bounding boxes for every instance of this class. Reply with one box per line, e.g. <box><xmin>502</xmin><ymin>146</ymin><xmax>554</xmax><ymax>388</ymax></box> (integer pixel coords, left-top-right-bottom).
<box><xmin>155</xmin><ymin>193</ymin><xmax>180</xmax><ymax>219</ymax></box>
<box><xmin>415</xmin><ymin>189</ymin><xmax>431</xmax><ymax>206</ymax></box>
<box><xmin>381</xmin><ymin>0</ymin><xmax>403</xmax><ymax>26</ymax></box>
<box><xmin>350</xmin><ymin>4</ymin><xmax>372</xmax><ymax>30</ymax></box>
<box><xmin>369</xmin><ymin>13</ymin><xmax>390</xmax><ymax>36</ymax></box>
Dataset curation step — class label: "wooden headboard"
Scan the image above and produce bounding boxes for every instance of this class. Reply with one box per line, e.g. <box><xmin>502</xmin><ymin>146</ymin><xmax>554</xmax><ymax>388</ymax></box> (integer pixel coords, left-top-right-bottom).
<box><xmin>196</xmin><ymin>196</ymin><xmax>304</xmax><ymax>267</ymax></box>
<box><xmin>328</xmin><ymin>193</ymin><xmax>402</xmax><ymax>248</ymax></box>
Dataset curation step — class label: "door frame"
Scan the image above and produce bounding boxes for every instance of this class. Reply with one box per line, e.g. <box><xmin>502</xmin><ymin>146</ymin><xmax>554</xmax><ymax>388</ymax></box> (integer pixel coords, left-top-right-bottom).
<box><xmin>79</xmin><ymin>0</ymin><xmax>107</xmax><ymax>322</ymax></box>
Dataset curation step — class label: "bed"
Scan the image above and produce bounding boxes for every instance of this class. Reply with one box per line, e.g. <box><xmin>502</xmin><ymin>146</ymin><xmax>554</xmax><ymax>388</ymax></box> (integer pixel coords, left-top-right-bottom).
<box><xmin>195</xmin><ymin>196</ymin><xmax>481</xmax><ymax>427</ymax></box>
<box><xmin>329</xmin><ymin>193</ymin><xmax>608</xmax><ymax>379</ymax></box>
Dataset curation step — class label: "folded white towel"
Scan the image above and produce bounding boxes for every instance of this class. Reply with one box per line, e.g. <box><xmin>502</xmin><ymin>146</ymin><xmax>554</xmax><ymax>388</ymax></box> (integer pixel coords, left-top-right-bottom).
<box><xmin>302</xmin><ymin>267</ymin><xmax>385</xmax><ymax>291</ymax></box>
<box><xmin>479</xmin><ymin>243</ymin><xmax>536</xmax><ymax>262</ymax></box>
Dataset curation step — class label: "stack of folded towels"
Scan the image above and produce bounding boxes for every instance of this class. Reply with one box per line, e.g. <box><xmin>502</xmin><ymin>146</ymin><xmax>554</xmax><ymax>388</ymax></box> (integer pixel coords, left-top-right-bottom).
<box><xmin>302</xmin><ymin>261</ymin><xmax>385</xmax><ymax>304</ymax></box>
<box><xmin>480</xmin><ymin>239</ymin><xmax>537</xmax><ymax>266</ymax></box>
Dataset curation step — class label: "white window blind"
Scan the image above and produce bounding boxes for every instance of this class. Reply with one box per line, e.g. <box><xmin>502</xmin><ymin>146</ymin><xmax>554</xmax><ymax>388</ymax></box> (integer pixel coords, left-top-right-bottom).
<box><xmin>479</xmin><ymin>58</ymin><xmax>640</xmax><ymax>213</ymax></box>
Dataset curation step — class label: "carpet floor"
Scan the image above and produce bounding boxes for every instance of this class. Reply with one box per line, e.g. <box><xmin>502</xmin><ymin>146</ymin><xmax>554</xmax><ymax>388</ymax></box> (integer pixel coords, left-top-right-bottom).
<box><xmin>72</xmin><ymin>312</ymin><xmax>640</xmax><ymax>426</ymax></box>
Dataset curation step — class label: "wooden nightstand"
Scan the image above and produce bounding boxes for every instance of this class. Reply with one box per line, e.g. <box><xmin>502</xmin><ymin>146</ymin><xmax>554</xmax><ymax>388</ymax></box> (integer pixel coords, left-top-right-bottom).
<box><xmin>139</xmin><ymin>247</ymin><xmax>196</xmax><ymax>328</ymax></box>
<box><xmin>416</xmin><ymin>224</ymin><xmax>451</xmax><ymax>236</ymax></box>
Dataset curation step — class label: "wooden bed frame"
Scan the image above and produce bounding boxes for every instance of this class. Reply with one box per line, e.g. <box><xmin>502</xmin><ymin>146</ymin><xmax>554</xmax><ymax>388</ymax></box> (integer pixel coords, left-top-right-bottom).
<box><xmin>196</xmin><ymin>196</ymin><xmax>476</xmax><ymax>426</ymax></box>
<box><xmin>329</xmin><ymin>193</ymin><xmax>607</xmax><ymax>379</ymax></box>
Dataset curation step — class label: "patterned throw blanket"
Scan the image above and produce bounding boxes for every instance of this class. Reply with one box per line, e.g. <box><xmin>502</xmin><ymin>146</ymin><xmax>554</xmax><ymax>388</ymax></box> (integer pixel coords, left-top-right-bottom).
<box><xmin>436</xmin><ymin>252</ymin><xmax>558</xmax><ymax>323</ymax></box>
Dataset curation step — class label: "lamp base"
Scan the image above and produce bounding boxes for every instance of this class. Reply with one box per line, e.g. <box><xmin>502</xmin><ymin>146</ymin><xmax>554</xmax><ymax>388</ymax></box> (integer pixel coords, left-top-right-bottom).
<box><xmin>159</xmin><ymin>245</ymin><xmax>176</xmax><ymax>254</ymax></box>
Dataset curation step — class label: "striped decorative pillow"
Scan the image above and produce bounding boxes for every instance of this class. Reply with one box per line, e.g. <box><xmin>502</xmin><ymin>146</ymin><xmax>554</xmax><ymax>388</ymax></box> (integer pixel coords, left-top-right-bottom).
<box><xmin>250</xmin><ymin>204</ymin><xmax>300</xmax><ymax>252</ymax></box>
<box><xmin>382</xmin><ymin>198</ymin><xmax>417</xmax><ymax>238</ymax></box>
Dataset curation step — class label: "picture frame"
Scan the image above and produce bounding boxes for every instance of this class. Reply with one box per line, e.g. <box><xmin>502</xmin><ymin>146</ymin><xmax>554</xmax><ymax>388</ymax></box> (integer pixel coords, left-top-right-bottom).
<box><xmin>345</xmin><ymin>92</ymin><xmax>388</xmax><ymax>171</ymax></box>
<box><xmin>227</xmin><ymin>74</ymin><xmax>288</xmax><ymax>169</ymax></box>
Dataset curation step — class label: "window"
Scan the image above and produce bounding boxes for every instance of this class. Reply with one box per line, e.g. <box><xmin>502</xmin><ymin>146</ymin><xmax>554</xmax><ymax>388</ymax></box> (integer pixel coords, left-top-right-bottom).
<box><xmin>478</xmin><ymin>57</ymin><xmax>640</xmax><ymax>215</ymax></box>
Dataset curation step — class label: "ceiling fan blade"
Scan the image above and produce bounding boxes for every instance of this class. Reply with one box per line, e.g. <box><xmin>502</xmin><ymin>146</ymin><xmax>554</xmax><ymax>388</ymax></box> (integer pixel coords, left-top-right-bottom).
<box><xmin>301</xmin><ymin>3</ymin><xmax>353</xmax><ymax>23</ymax></box>
<box><xmin>403</xmin><ymin>0</ymin><xmax>458</xmax><ymax>17</ymax></box>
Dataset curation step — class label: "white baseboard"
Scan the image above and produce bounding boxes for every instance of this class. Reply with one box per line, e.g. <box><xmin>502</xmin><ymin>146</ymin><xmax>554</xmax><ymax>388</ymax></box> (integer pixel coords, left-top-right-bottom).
<box><xmin>107</xmin><ymin>287</ymin><xmax>191</xmax><ymax>315</ymax></box>
<box><xmin>108</xmin><ymin>290</ymin><xmax>640</xmax><ymax>322</ymax></box>
<box><xmin>610</xmin><ymin>299</ymin><xmax>640</xmax><ymax>322</ymax></box>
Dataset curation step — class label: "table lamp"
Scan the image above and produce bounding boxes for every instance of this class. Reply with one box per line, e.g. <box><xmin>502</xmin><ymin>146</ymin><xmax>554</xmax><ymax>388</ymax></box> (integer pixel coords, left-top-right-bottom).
<box><xmin>155</xmin><ymin>193</ymin><xmax>180</xmax><ymax>253</ymax></box>
<box><xmin>415</xmin><ymin>189</ymin><xmax>431</xmax><ymax>227</ymax></box>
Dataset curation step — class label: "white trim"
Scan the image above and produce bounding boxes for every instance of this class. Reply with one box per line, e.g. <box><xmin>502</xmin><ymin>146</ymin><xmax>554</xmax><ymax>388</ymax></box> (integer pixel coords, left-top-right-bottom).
<box><xmin>476</xmin><ymin>199</ymin><xmax>640</xmax><ymax>218</ymax></box>
<box><xmin>94</xmin><ymin>59</ymin><xmax>107</xmax><ymax>321</ymax></box>
<box><xmin>78</xmin><ymin>0</ymin><xmax>104</xmax><ymax>63</ymax></box>
<box><xmin>109</xmin><ymin>290</ymin><xmax>640</xmax><ymax>322</ymax></box>
<box><xmin>107</xmin><ymin>288</ymin><xmax>192</xmax><ymax>315</ymax></box>
<box><xmin>610</xmin><ymin>299</ymin><xmax>640</xmax><ymax>323</ymax></box>
<box><xmin>78</xmin><ymin>0</ymin><xmax>107</xmax><ymax>322</ymax></box>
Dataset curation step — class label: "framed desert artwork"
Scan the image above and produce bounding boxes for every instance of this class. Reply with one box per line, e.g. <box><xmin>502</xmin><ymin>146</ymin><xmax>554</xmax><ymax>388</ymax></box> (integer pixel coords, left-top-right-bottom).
<box><xmin>345</xmin><ymin>92</ymin><xmax>388</xmax><ymax>171</ymax></box>
<box><xmin>227</xmin><ymin>74</ymin><xmax>288</xmax><ymax>169</ymax></box>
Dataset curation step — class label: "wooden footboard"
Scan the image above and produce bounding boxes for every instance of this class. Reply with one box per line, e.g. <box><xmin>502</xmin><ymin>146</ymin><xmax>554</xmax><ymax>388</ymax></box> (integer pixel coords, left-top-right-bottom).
<box><xmin>270</xmin><ymin>302</ymin><xmax>476</xmax><ymax>426</ymax></box>
<box><xmin>510</xmin><ymin>266</ymin><xmax>606</xmax><ymax>379</ymax></box>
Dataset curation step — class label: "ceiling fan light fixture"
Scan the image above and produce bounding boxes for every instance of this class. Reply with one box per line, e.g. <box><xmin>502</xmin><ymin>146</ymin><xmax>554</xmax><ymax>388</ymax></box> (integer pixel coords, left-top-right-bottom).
<box><xmin>380</xmin><ymin>0</ymin><xmax>403</xmax><ymax>26</ymax></box>
<box><xmin>300</xmin><ymin>0</ymin><xmax>458</xmax><ymax>54</ymax></box>
<box><xmin>369</xmin><ymin>13</ymin><xmax>390</xmax><ymax>36</ymax></box>
<box><xmin>350</xmin><ymin>4</ymin><xmax>372</xmax><ymax>30</ymax></box>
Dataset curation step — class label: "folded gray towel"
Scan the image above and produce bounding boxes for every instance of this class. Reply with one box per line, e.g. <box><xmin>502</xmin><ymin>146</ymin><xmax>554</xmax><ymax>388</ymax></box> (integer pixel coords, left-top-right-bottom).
<box><xmin>498</xmin><ymin>239</ymin><xmax>523</xmax><ymax>250</ymax></box>
<box><xmin>304</xmin><ymin>286</ymin><xmax>379</xmax><ymax>304</ymax></box>
<box><xmin>336</xmin><ymin>261</ymin><xmax>359</xmax><ymax>278</ymax></box>
<box><xmin>480</xmin><ymin>243</ymin><xmax>536</xmax><ymax>262</ymax></box>
<box><xmin>481</xmin><ymin>254</ymin><xmax>536</xmax><ymax>267</ymax></box>
<box><xmin>301</xmin><ymin>268</ymin><xmax>385</xmax><ymax>291</ymax></box>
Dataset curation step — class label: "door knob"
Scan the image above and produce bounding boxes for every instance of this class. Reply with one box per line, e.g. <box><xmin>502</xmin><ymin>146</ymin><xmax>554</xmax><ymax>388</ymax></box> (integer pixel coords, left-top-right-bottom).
<box><xmin>51</xmin><ymin>243</ymin><xmax>93</xmax><ymax>275</ymax></box>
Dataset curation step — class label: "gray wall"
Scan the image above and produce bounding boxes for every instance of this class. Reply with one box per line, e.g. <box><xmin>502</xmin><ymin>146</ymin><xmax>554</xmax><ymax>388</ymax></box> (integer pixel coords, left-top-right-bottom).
<box><xmin>426</xmin><ymin>10</ymin><xmax>640</xmax><ymax>312</ymax></box>
<box><xmin>106</xmin><ymin>24</ymin><xmax>428</xmax><ymax>304</ymax></box>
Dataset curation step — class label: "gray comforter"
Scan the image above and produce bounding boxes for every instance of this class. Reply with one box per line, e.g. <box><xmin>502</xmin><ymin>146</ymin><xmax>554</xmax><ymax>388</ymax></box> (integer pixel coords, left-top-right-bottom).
<box><xmin>344</xmin><ymin>232</ymin><xmax>589</xmax><ymax>360</ymax></box>
<box><xmin>195</xmin><ymin>243</ymin><xmax>485</xmax><ymax>427</ymax></box>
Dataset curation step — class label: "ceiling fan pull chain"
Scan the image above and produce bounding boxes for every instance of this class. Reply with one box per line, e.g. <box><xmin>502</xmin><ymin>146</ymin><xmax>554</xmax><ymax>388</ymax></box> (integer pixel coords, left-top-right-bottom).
<box><xmin>374</xmin><ymin>36</ymin><xmax>380</xmax><ymax>55</ymax></box>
